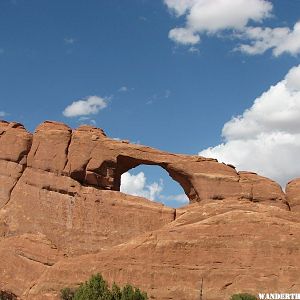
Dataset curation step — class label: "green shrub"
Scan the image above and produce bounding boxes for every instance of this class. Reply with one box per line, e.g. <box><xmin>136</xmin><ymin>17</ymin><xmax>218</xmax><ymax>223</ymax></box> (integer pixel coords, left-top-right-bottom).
<box><xmin>74</xmin><ymin>274</ymin><xmax>111</xmax><ymax>300</ymax></box>
<box><xmin>61</xmin><ymin>274</ymin><xmax>148</xmax><ymax>300</ymax></box>
<box><xmin>230</xmin><ymin>293</ymin><xmax>257</xmax><ymax>300</ymax></box>
<box><xmin>120</xmin><ymin>284</ymin><xmax>147</xmax><ymax>300</ymax></box>
<box><xmin>60</xmin><ymin>288</ymin><xmax>75</xmax><ymax>300</ymax></box>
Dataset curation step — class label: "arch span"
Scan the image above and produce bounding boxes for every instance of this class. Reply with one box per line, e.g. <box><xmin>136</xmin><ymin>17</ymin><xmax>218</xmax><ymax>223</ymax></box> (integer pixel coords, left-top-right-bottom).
<box><xmin>0</xmin><ymin>121</ymin><xmax>288</xmax><ymax>209</ymax></box>
<box><xmin>113</xmin><ymin>155</ymin><xmax>199</xmax><ymax>203</ymax></box>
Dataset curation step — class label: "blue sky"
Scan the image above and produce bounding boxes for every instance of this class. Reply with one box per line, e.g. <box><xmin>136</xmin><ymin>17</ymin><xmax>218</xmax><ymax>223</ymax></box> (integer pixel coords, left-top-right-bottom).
<box><xmin>1</xmin><ymin>0</ymin><xmax>300</xmax><ymax>207</ymax></box>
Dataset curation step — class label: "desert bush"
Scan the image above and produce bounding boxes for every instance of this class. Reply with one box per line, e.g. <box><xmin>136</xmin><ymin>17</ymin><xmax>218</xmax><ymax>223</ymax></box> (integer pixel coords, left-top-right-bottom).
<box><xmin>119</xmin><ymin>284</ymin><xmax>147</xmax><ymax>300</ymax></box>
<box><xmin>230</xmin><ymin>293</ymin><xmax>257</xmax><ymax>300</ymax></box>
<box><xmin>61</xmin><ymin>273</ymin><xmax>148</xmax><ymax>300</ymax></box>
<box><xmin>60</xmin><ymin>288</ymin><xmax>75</xmax><ymax>300</ymax></box>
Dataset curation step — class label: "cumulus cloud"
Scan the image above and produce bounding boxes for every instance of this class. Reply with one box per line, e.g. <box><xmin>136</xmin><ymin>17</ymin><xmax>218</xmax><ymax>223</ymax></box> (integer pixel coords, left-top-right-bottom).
<box><xmin>120</xmin><ymin>171</ymin><xmax>189</xmax><ymax>206</ymax></box>
<box><xmin>169</xmin><ymin>27</ymin><xmax>200</xmax><ymax>45</ymax></box>
<box><xmin>164</xmin><ymin>0</ymin><xmax>196</xmax><ymax>16</ymax></box>
<box><xmin>165</xmin><ymin>0</ymin><xmax>300</xmax><ymax>56</ymax></box>
<box><xmin>0</xmin><ymin>111</ymin><xmax>7</xmax><ymax>117</ymax></box>
<box><xmin>165</xmin><ymin>0</ymin><xmax>272</xmax><ymax>44</ymax></box>
<box><xmin>120</xmin><ymin>172</ymin><xmax>163</xmax><ymax>200</ymax></box>
<box><xmin>63</xmin><ymin>96</ymin><xmax>107</xmax><ymax>118</ymax></box>
<box><xmin>237</xmin><ymin>22</ymin><xmax>300</xmax><ymax>56</ymax></box>
<box><xmin>199</xmin><ymin>64</ymin><xmax>300</xmax><ymax>187</ymax></box>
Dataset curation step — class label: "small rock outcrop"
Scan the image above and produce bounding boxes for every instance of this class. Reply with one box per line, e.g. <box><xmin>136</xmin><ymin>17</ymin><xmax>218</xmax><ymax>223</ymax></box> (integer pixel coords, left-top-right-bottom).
<box><xmin>286</xmin><ymin>178</ymin><xmax>300</xmax><ymax>212</ymax></box>
<box><xmin>0</xmin><ymin>120</ymin><xmax>299</xmax><ymax>300</ymax></box>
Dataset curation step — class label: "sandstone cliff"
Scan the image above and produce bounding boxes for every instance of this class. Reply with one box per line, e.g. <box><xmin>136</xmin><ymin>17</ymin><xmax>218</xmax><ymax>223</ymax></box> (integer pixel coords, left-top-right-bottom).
<box><xmin>0</xmin><ymin>120</ymin><xmax>299</xmax><ymax>300</ymax></box>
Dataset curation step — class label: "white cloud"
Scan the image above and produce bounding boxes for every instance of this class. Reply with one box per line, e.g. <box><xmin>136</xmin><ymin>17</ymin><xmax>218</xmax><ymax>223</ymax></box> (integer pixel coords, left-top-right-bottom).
<box><xmin>164</xmin><ymin>0</ymin><xmax>196</xmax><ymax>16</ymax></box>
<box><xmin>63</xmin><ymin>96</ymin><xmax>108</xmax><ymax>118</ymax></box>
<box><xmin>165</xmin><ymin>0</ymin><xmax>300</xmax><ymax>56</ymax></box>
<box><xmin>188</xmin><ymin>46</ymin><xmax>200</xmax><ymax>54</ymax></box>
<box><xmin>169</xmin><ymin>27</ymin><xmax>200</xmax><ymax>45</ymax></box>
<box><xmin>89</xmin><ymin>119</ymin><xmax>96</xmax><ymax>126</ymax></box>
<box><xmin>237</xmin><ymin>22</ymin><xmax>300</xmax><ymax>56</ymax></box>
<box><xmin>286</xmin><ymin>64</ymin><xmax>300</xmax><ymax>91</ymax></box>
<box><xmin>0</xmin><ymin>111</ymin><xmax>7</xmax><ymax>117</ymax></box>
<box><xmin>199</xmin><ymin>64</ymin><xmax>300</xmax><ymax>187</ymax></box>
<box><xmin>78</xmin><ymin>116</ymin><xmax>97</xmax><ymax>126</ymax></box>
<box><xmin>118</xmin><ymin>86</ymin><xmax>128</xmax><ymax>92</ymax></box>
<box><xmin>120</xmin><ymin>172</ymin><xmax>163</xmax><ymax>200</ymax></box>
<box><xmin>165</xmin><ymin>0</ymin><xmax>272</xmax><ymax>45</ymax></box>
<box><xmin>160</xmin><ymin>193</ymin><xmax>189</xmax><ymax>204</ymax></box>
<box><xmin>120</xmin><ymin>171</ymin><xmax>189</xmax><ymax>205</ymax></box>
<box><xmin>146</xmin><ymin>90</ymin><xmax>171</xmax><ymax>105</ymax></box>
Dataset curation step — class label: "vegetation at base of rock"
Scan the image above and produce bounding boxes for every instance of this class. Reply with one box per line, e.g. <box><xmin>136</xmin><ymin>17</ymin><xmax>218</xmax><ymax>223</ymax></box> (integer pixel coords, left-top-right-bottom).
<box><xmin>60</xmin><ymin>274</ymin><xmax>148</xmax><ymax>300</ymax></box>
<box><xmin>230</xmin><ymin>293</ymin><xmax>257</xmax><ymax>300</ymax></box>
<box><xmin>60</xmin><ymin>288</ymin><xmax>75</xmax><ymax>300</ymax></box>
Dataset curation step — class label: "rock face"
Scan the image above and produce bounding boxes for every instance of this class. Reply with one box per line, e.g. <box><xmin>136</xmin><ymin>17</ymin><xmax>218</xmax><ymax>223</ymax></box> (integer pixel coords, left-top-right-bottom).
<box><xmin>286</xmin><ymin>178</ymin><xmax>300</xmax><ymax>212</ymax></box>
<box><xmin>0</xmin><ymin>120</ymin><xmax>299</xmax><ymax>300</ymax></box>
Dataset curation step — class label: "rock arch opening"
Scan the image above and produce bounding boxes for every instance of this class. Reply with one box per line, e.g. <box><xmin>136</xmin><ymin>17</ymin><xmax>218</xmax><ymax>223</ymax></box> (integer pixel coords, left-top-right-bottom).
<box><xmin>120</xmin><ymin>165</ymin><xmax>189</xmax><ymax>208</ymax></box>
<box><xmin>114</xmin><ymin>155</ymin><xmax>193</xmax><ymax>208</ymax></box>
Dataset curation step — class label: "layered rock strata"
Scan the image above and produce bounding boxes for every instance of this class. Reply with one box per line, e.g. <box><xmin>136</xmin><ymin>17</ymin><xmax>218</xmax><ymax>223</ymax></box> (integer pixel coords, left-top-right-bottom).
<box><xmin>0</xmin><ymin>120</ymin><xmax>299</xmax><ymax>300</ymax></box>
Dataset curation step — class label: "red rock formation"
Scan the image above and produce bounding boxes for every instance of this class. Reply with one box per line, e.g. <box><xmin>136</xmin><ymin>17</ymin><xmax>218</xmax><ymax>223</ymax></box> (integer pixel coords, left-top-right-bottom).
<box><xmin>0</xmin><ymin>120</ymin><xmax>299</xmax><ymax>300</ymax></box>
<box><xmin>286</xmin><ymin>178</ymin><xmax>300</xmax><ymax>212</ymax></box>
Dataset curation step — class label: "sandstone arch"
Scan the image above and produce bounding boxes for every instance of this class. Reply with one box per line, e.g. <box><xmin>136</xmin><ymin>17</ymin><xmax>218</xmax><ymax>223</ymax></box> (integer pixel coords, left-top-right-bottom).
<box><xmin>0</xmin><ymin>120</ymin><xmax>289</xmax><ymax>210</ymax></box>
<box><xmin>117</xmin><ymin>158</ymin><xmax>192</xmax><ymax>205</ymax></box>
<box><xmin>1</xmin><ymin>120</ymin><xmax>298</xmax><ymax>300</ymax></box>
<box><xmin>114</xmin><ymin>155</ymin><xmax>197</xmax><ymax>203</ymax></box>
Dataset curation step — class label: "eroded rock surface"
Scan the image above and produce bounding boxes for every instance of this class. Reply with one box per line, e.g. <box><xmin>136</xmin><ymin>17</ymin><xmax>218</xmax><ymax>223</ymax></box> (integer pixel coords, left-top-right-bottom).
<box><xmin>0</xmin><ymin>120</ymin><xmax>299</xmax><ymax>300</ymax></box>
<box><xmin>286</xmin><ymin>178</ymin><xmax>300</xmax><ymax>212</ymax></box>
